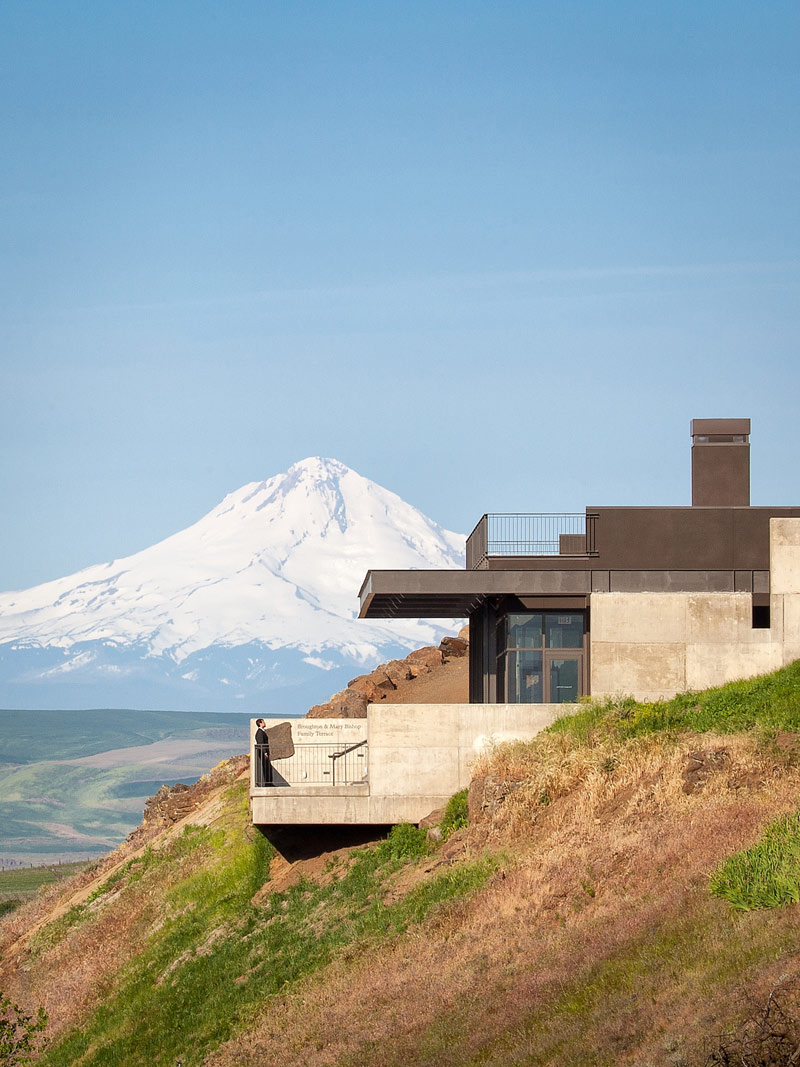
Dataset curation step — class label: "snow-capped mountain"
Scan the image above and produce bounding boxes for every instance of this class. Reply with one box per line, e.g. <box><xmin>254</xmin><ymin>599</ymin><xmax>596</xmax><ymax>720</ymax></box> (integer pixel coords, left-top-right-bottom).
<box><xmin>0</xmin><ymin>458</ymin><xmax>466</xmax><ymax>713</ymax></box>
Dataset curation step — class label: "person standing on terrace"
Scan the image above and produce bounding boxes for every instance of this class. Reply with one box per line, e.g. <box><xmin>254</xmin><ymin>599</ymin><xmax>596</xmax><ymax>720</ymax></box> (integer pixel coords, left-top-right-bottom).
<box><xmin>254</xmin><ymin>718</ymin><xmax>273</xmax><ymax>786</ymax></box>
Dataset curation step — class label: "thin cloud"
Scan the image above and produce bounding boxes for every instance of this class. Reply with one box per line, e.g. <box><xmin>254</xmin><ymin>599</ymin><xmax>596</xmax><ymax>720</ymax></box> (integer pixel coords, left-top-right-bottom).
<box><xmin>52</xmin><ymin>258</ymin><xmax>800</xmax><ymax>320</ymax></box>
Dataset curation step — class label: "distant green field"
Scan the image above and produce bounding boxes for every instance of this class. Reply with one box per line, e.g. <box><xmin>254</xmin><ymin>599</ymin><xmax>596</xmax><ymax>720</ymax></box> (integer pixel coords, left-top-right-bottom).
<box><xmin>0</xmin><ymin>709</ymin><xmax>254</xmax><ymax>865</ymax></box>
<box><xmin>0</xmin><ymin>862</ymin><xmax>86</xmax><ymax>894</ymax></box>
<box><xmin>0</xmin><ymin>708</ymin><xmax>252</xmax><ymax>764</ymax></box>
<box><xmin>0</xmin><ymin>861</ymin><xmax>89</xmax><ymax>915</ymax></box>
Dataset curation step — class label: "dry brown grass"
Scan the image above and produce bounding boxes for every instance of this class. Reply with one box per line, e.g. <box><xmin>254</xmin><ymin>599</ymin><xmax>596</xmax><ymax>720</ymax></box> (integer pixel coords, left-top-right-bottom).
<box><xmin>207</xmin><ymin>732</ymin><xmax>800</xmax><ymax>1067</ymax></box>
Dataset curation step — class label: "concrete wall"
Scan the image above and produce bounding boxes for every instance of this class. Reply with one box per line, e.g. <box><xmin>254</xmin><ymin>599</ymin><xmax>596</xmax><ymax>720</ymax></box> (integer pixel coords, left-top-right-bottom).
<box><xmin>251</xmin><ymin>703</ymin><xmax>561</xmax><ymax>826</ymax></box>
<box><xmin>590</xmin><ymin>591</ymin><xmax>784</xmax><ymax>701</ymax></box>
<box><xmin>367</xmin><ymin>702</ymin><xmax>559</xmax><ymax>804</ymax></box>
<box><xmin>590</xmin><ymin>517</ymin><xmax>800</xmax><ymax>702</ymax></box>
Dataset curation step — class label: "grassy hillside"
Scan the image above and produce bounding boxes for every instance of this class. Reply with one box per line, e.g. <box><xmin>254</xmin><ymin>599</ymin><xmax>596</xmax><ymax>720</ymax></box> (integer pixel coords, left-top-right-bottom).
<box><xmin>3</xmin><ymin>662</ymin><xmax>800</xmax><ymax>1065</ymax></box>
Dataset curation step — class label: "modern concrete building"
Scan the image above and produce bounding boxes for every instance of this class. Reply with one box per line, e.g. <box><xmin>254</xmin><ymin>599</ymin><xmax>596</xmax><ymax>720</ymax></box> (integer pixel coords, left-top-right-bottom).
<box><xmin>252</xmin><ymin>419</ymin><xmax>800</xmax><ymax>827</ymax></box>
<box><xmin>360</xmin><ymin>419</ymin><xmax>800</xmax><ymax>705</ymax></box>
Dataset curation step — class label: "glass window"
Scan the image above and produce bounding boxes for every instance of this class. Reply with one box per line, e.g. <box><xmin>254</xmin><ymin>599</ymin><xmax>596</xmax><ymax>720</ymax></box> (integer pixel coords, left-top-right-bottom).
<box><xmin>549</xmin><ymin>657</ymin><xmax>580</xmax><ymax>703</ymax></box>
<box><xmin>545</xmin><ymin>613</ymin><xmax>584</xmax><ymax>648</ymax></box>
<box><xmin>497</xmin><ymin>612</ymin><xmax>585</xmax><ymax>703</ymax></box>
<box><xmin>507</xmin><ymin>650</ymin><xmax>543</xmax><ymax>703</ymax></box>
<box><xmin>506</xmin><ymin>613</ymin><xmax>543</xmax><ymax>649</ymax></box>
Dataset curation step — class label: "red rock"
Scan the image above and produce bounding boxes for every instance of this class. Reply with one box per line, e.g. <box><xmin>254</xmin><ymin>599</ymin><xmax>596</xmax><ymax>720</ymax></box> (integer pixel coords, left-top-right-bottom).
<box><xmin>440</xmin><ymin>636</ymin><xmax>468</xmax><ymax>659</ymax></box>
<box><xmin>329</xmin><ymin>688</ymin><xmax>369</xmax><ymax>718</ymax></box>
<box><xmin>407</xmin><ymin>646</ymin><xmax>443</xmax><ymax>669</ymax></box>
<box><xmin>306</xmin><ymin>702</ymin><xmax>333</xmax><ymax>719</ymax></box>
<box><xmin>383</xmin><ymin>660</ymin><xmax>412</xmax><ymax>684</ymax></box>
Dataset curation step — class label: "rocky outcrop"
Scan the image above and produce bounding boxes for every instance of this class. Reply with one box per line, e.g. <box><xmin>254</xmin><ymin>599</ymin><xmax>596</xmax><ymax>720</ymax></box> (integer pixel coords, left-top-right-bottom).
<box><xmin>125</xmin><ymin>755</ymin><xmax>250</xmax><ymax>847</ymax></box>
<box><xmin>307</xmin><ymin>687</ymin><xmax>369</xmax><ymax>719</ymax></box>
<box><xmin>143</xmin><ymin>783</ymin><xmax>198</xmax><ymax>826</ymax></box>
<box><xmin>306</xmin><ymin>626</ymin><xmax>469</xmax><ymax>719</ymax></box>
<box><xmin>467</xmin><ymin>773</ymin><xmax>526</xmax><ymax>823</ymax></box>
<box><xmin>681</xmin><ymin>748</ymin><xmax>730</xmax><ymax>794</ymax></box>
<box><xmin>439</xmin><ymin>635</ymin><xmax>468</xmax><ymax>659</ymax></box>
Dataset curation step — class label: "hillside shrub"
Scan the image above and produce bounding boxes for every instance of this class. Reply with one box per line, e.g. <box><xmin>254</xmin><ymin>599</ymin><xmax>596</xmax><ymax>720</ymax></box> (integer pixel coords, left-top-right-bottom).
<box><xmin>377</xmin><ymin>823</ymin><xmax>429</xmax><ymax>861</ymax></box>
<box><xmin>703</xmin><ymin>977</ymin><xmax>800</xmax><ymax>1065</ymax></box>
<box><xmin>710</xmin><ymin>811</ymin><xmax>800</xmax><ymax>910</ymax></box>
<box><xmin>0</xmin><ymin>992</ymin><xmax>47</xmax><ymax>1065</ymax></box>
<box><xmin>440</xmin><ymin>790</ymin><xmax>468</xmax><ymax>841</ymax></box>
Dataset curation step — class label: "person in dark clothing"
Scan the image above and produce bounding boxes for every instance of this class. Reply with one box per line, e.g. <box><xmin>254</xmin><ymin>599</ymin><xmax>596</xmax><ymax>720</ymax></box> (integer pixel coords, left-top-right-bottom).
<box><xmin>254</xmin><ymin>718</ymin><xmax>273</xmax><ymax>786</ymax></box>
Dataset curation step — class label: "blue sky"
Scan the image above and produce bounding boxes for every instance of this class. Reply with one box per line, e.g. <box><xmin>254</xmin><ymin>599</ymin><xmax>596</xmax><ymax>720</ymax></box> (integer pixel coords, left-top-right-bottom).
<box><xmin>2</xmin><ymin>1</ymin><xmax>799</xmax><ymax>592</ymax></box>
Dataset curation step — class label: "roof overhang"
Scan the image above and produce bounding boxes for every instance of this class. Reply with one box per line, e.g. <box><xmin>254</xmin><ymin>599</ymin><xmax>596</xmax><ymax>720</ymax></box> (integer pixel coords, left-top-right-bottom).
<box><xmin>358</xmin><ymin>569</ymin><xmax>592</xmax><ymax>618</ymax></box>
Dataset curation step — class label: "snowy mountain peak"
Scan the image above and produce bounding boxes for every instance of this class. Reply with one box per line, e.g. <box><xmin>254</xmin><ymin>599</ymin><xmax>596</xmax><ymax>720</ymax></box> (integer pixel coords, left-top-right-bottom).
<box><xmin>0</xmin><ymin>459</ymin><xmax>466</xmax><ymax>711</ymax></box>
<box><xmin>288</xmin><ymin>455</ymin><xmax>349</xmax><ymax>477</ymax></box>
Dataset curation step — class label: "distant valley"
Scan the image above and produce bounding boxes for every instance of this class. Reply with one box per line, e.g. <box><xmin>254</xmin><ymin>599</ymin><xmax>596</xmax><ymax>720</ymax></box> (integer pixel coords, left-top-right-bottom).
<box><xmin>0</xmin><ymin>708</ymin><xmax>253</xmax><ymax>865</ymax></box>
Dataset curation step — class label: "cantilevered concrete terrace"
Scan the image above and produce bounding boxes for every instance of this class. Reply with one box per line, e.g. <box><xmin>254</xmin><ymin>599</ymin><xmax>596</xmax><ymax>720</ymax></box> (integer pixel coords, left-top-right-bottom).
<box><xmin>250</xmin><ymin>703</ymin><xmax>561</xmax><ymax>826</ymax></box>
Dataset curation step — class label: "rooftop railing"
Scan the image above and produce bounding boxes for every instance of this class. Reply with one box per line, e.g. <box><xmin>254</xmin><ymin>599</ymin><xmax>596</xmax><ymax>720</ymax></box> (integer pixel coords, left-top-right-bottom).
<box><xmin>466</xmin><ymin>513</ymin><xmax>598</xmax><ymax>569</ymax></box>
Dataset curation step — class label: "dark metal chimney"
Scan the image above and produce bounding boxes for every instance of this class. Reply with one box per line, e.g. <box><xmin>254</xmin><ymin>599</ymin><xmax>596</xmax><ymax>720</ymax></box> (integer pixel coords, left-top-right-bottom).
<box><xmin>690</xmin><ymin>418</ymin><xmax>750</xmax><ymax>506</ymax></box>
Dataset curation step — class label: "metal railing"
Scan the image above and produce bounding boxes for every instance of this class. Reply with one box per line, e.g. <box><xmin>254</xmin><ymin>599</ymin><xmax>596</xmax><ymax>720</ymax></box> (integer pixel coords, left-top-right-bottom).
<box><xmin>466</xmin><ymin>513</ymin><xmax>598</xmax><ymax>568</ymax></box>
<box><xmin>254</xmin><ymin>742</ymin><xmax>368</xmax><ymax>787</ymax></box>
<box><xmin>329</xmin><ymin>739</ymin><xmax>368</xmax><ymax>785</ymax></box>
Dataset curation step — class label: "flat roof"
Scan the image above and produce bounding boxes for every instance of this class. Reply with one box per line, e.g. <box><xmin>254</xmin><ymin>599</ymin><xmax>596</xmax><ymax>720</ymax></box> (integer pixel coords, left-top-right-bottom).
<box><xmin>358</xmin><ymin>569</ymin><xmax>592</xmax><ymax>618</ymax></box>
<box><xmin>690</xmin><ymin>417</ymin><xmax>750</xmax><ymax>436</ymax></box>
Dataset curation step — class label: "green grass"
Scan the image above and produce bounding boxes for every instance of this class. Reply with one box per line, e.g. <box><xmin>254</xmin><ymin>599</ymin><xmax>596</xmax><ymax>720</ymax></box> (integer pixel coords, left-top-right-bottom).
<box><xmin>29</xmin><ymin>904</ymin><xmax>89</xmax><ymax>956</ymax></box>
<box><xmin>0</xmin><ymin>862</ymin><xmax>87</xmax><ymax>896</ymax></box>
<box><xmin>441</xmin><ymin>789</ymin><xmax>469</xmax><ymax>841</ymax></box>
<box><xmin>0</xmin><ymin>868</ymin><xmax>61</xmax><ymax>894</ymax></box>
<box><xmin>710</xmin><ymin>810</ymin><xmax>800</xmax><ymax>910</ymax></box>
<box><xmin>550</xmin><ymin>658</ymin><xmax>800</xmax><ymax>745</ymax></box>
<box><xmin>41</xmin><ymin>795</ymin><xmax>497</xmax><ymax>1067</ymax></box>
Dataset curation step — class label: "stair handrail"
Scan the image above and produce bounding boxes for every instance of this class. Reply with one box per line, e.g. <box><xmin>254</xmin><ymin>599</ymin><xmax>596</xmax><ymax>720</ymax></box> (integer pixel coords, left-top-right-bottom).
<box><xmin>328</xmin><ymin>739</ymin><xmax>368</xmax><ymax>785</ymax></box>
